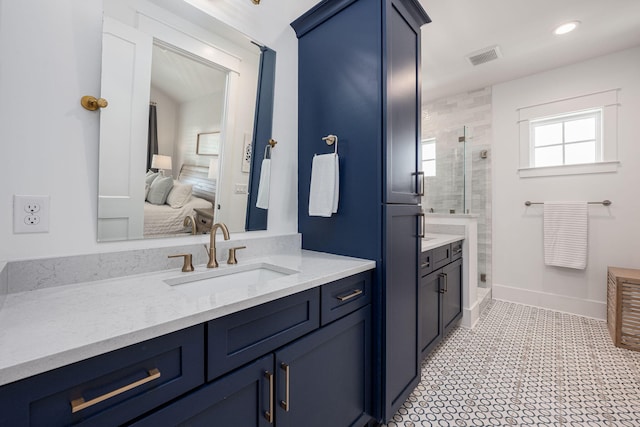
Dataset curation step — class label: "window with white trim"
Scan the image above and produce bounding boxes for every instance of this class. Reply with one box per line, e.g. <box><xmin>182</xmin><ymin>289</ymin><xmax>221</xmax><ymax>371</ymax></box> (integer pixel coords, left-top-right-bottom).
<box><xmin>517</xmin><ymin>89</ymin><xmax>619</xmax><ymax>178</ymax></box>
<box><xmin>421</xmin><ymin>138</ymin><xmax>436</xmax><ymax>177</ymax></box>
<box><xmin>531</xmin><ymin>109</ymin><xmax>602</xmax><ymax>168</ymax></box>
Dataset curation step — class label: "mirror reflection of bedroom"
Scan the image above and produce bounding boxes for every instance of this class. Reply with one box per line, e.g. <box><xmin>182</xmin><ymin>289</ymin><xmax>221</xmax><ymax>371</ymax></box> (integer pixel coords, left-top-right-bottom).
<box><xmin>97</xmin><ymin>0</ymin><xmax>272</xmax><ymax>242</ymax></box>
<box><xmin>145</xmin><ymin>43</ymin><xmax>228</xmax><ymax>239</ymax></box>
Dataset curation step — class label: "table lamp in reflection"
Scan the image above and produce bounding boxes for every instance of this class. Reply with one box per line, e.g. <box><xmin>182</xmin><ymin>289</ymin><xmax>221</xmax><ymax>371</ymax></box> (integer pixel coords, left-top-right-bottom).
<box><xmin>151</xmin><ymin>154</ymin><xmax>172</xmax><ymax>176</ymax></box>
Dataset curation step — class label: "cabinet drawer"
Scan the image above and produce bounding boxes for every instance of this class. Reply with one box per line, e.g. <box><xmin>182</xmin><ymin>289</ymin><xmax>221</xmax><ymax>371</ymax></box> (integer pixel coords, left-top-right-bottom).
<box><xmin>320</xmin><ymin>271</ymin><xmax>371</xmax><ymax>325</ymax></box>
<box><xmin>0</xmin><ymin>325</ymin><xmax>204</xmax><ymax>427</ymax></box>
<box><xmin>420</xmin><ymin>250</ymin><xmax>433</xmax><ymax>275</ymax></box>
<box><xmin>207</xmin><ymin>288</ymin><xmax>320</xmax><ymax>381</ymax></box>
<box><xmin>451</xmin><ymin>240</ymin><xmax>463</xmax><ymax>261</ymax></box>
<box><xmin>432</xmin><ymin>244</ymin><xmax>451</xmax><ymax>270</ymax></box>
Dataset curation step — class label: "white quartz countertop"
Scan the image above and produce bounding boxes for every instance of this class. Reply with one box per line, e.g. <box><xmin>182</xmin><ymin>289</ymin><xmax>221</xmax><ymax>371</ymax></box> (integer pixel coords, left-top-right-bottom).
<box><xmin>0</xmin><ymin>250</ymin><xmax>375</xmax><ymax>386</ymax></box>
<box><xmin>422</xmin><ymin>233</ymin><xmax>464</xmax><ymax>252</ymax></box>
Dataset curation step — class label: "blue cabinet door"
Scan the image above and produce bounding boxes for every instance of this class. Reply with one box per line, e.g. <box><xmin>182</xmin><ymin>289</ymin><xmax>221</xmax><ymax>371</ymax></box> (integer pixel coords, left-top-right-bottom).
<box><xmin>442</xmin><ymin>258</ymin><xmax>463</xmax><ymax>332</ymax></box>
<box><xmin>384</xmin><ymin>0</ymin><xmax>423</xmax><ymax>205</ymax></box>
<box><xmin>420</xmin><ymin>269</ymin><xmax>442</xmax><ymax>358</ymax></box>
<box><xmin>130</xmin><ymin>354</ymin><xmax>273</xmax><ymax>427</ymax></box>
<box><xmin>275</xmin><ymin>307</ymin><xmax>372</xmax><ymax>427</ymax></box>
<box><xmin>383</xmin><ymin>204</ymin><xmax>421</xmax><ymax>419</ymax></box>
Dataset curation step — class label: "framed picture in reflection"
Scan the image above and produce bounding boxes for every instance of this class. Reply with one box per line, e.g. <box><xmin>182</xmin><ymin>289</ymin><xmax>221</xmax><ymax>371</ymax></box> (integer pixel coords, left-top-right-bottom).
<box><xmin>196</xmin><ymin>132</ymin><xmax>220</xmax><ymax>156</ymax></box>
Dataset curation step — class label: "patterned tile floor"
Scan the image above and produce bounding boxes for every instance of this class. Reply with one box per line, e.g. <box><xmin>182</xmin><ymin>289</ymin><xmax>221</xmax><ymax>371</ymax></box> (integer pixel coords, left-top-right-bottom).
<box><xmin>383</xmin><ymin>300</ymin><xmax>640</xmax><ymax>426</ymax></box>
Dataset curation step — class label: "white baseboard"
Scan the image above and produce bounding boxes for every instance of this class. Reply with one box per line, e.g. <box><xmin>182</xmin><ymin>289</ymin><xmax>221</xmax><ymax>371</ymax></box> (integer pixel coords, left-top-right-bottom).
<box><xmin>493</xmin><ymin>283</ymin><xmax>606</xmax><ymax>320</ymax></box>
<box><xmin>461</xmin><ymin>299</ymin><xmax>480</xmax><ymax>329</ymax></box>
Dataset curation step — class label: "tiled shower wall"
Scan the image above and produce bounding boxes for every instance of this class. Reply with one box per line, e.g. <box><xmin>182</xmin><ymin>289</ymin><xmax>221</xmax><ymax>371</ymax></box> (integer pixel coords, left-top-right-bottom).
<box><xmin>423</xmin><ymin>87</ymin><xmax>492</xmax><ymax>288</ymax></box>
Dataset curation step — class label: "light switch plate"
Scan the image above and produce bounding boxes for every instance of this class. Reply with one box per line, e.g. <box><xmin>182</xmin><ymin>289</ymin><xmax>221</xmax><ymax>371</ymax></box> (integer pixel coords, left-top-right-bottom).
<box><xmin>14</xmin><ymin>195</ymin><xmax>50</xmax><ymax>233</ymax></box>
<box><xmin>235</xmin><ymin>184</ymin><xmax>248</xmax><ymax>194</ymax></box>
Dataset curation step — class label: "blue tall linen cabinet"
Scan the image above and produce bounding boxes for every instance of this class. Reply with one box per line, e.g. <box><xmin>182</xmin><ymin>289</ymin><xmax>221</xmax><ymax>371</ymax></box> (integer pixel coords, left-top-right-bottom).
<box><xmin>292</xmin><ymin>0</ymin><xmax>431</xmax><ymax>422</ymax></box>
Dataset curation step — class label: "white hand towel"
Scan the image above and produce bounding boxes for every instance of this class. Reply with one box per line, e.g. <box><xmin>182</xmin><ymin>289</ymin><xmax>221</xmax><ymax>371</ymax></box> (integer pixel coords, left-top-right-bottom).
<box><xmin>543</xmin><ymin>201</ymin><xmax>588</xmax><ymax>269</ymax></box>
<box><xmin>256</xmin><ymin>159</ymin><xmax>270</xmax><ymax>209</ymax></box>
<box><xmin>309</xmin><ymin>153</ymin><xmax>339</xmax><ymax>217</ymax></box>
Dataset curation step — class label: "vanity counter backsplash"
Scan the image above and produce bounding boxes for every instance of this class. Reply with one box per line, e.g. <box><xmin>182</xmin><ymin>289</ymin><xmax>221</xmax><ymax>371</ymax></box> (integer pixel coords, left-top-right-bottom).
<box><xmin>0</xmin><ymin>235</ymin><xmax>375</xmax><ymax>387</ymax></box>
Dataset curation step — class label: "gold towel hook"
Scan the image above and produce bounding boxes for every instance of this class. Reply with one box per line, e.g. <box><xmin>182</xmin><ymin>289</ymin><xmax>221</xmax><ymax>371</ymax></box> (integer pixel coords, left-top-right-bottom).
<box><xmin>81</xmin><ymin>95</ymin><xmax>108</xmax><ymax>111</ymax></box>
<box><xmin>268</xmin><ymin>138</ymin><xmax>277</xmax><ymax>148</ymax></box>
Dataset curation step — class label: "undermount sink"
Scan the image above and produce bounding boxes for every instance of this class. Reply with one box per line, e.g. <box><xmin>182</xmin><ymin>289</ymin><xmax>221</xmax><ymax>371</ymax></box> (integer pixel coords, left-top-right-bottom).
<box><xmin>164</xmin><ymin>263</ymin><xmax>299</xmax><ymax>298</ymax></box>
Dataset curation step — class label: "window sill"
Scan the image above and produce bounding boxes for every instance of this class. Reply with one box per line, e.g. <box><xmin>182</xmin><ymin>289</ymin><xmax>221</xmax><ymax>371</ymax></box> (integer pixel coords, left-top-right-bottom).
<box><xmin>518</xmin><ymin>161</ymin><xmax>620</xmax><ymax>178</ymax></box>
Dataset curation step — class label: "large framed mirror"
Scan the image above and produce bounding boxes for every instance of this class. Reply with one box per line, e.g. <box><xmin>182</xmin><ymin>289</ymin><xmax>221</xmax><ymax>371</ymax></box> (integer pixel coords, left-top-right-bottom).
<box><xmin>97</xmin><ymin>0</ymin><xmax>274</xmax><ymax>242</ymax></box>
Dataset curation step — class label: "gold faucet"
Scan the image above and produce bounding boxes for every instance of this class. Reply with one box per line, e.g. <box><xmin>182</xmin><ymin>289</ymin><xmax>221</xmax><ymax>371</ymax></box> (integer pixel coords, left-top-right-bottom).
<box><xmin>207</xmin><ymin>222</ymin><xmax>230</xmax><ymax>268</ymax></box>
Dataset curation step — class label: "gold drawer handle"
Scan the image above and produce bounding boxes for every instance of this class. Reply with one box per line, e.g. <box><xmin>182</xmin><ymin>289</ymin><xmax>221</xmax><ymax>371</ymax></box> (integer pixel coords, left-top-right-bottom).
<box><xmin>70</xmin><ymin>368</ymin><xmax>161</xmax><ymax>413</ymax></box>
<box><xmin>336</xmin><ymin>289</ymin><xmax>363</xmax><ymax>302</ymax></box>
<box><xmin>264</xmin><ymin>371</ymin><xmax>274</xmax><ymax>423</ymax></box>
<box><xmin>280</xmin><ymin>362</ymin><xmax>290</xmax><ymax>411</ymax></box>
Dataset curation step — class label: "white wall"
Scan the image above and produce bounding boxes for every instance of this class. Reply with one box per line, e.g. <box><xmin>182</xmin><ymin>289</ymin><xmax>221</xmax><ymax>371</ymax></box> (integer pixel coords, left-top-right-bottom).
<box><xmin>175</xmin><ymin>91</ymin><xmax>224</xmax><ymax>171</ymax></box>
<box><xmin>492</xmin><ymin>46</ymin><xmax>640</xmax><ymax>319</ymax></box>
<box><xmin>0</xmin><ymin>0</ymin><xmax>299</xmax><ymax>261</ymax></box>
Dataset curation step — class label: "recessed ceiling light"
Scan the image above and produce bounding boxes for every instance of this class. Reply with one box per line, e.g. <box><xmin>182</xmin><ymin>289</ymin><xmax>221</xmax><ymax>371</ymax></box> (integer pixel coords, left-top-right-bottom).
<box><xmin>554</xmin><ymin>21</ymin><xmax>580</xmax><ymax>35</ymax></box>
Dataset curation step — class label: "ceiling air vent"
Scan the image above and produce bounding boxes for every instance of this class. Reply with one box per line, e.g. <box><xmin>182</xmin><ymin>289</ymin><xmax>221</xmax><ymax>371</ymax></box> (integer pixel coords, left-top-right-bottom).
<box><xmin>466</xmin><ymin>45</ymin><xmax>502</xmax><ymax>66</ymax></box>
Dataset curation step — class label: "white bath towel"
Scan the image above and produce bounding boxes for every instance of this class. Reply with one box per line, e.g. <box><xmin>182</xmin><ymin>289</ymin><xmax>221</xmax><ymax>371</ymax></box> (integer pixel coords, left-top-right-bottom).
<box><xmin>256</xmin><ymin>159</ymin><xmax>270</xmax><ymax>209</ymax></box>
<box><xmin>543</xmin><ymin>201</ymin><xmax>588</xmax><ymax>269</ymax></box>
<box><xmin>309</xmin><ymin>153</ymin><xmax>339</xmax><ymax>217</ymax></box>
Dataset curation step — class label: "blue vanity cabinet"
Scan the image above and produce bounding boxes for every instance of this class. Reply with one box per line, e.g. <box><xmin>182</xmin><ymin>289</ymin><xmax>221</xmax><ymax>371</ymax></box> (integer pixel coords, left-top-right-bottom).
<box><xmin>419</xmin><ymin>243</ymin><xmax>463</xmax><ymax>359</ymax></box>
<box><xmin>292</xmin><ymin>0</ymin><xmax>430</xmax><ymax>422</ymax></box>
<box><xmin>130</xmin><ymin>277</ymin><xmax>372</xmax><ymax>427</ymax></box>
<box><xmin>0</xmin><ymin>271</ymin><xmax>373</xmax><ymax>427</ymax></box>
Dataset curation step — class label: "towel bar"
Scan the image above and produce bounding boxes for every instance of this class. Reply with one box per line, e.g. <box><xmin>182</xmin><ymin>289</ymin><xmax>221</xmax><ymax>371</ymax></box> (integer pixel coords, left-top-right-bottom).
<box><xmin>524</xmin><ymin>200</ymin><xmax>611</xmax><ymax>206</ymax></box>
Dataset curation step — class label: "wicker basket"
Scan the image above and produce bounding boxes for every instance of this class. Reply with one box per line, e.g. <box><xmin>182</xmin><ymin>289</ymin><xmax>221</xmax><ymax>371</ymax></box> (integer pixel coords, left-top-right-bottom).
<box><xmin>607</xmin><ymin>267</ymin><xmax>640</xmax><ymax>351</ymax></box>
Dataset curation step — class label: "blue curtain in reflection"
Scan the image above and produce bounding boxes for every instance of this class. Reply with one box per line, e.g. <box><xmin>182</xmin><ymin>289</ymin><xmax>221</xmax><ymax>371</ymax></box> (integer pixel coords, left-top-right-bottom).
<box><xmin>147</xmin><ymin>102</ymin><xmax>158</xmax><ymax>171</ymax></box>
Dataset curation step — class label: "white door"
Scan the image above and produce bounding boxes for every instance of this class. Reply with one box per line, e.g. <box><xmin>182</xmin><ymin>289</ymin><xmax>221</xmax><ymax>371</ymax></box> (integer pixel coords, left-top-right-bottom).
<box><xmin>97</xmin><ymin>17</ymin><xmax>152</xmax><ymax>241</ymax></box>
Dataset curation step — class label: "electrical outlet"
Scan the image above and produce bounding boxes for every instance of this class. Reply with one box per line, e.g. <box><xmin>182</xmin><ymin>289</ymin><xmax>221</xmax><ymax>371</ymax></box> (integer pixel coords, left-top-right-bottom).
<box><xmin>24</xmin><ymin>203</ymin><xmax>41</xmax><ymax>214</ymax></box>
<box><xmin>14</xmin><ymin>195</ymin><xmax>49</xmax><ymax>233</ymax></box>
<box><xmin>24</xmin><ymin>215</ymin><xmax>40</xmax><ymax>225</ymax></box>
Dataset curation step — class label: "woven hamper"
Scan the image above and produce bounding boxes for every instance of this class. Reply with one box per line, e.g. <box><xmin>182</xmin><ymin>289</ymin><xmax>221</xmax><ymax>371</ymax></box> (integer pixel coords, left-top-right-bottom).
<box><xmin>607</xmin><ymin>267</ymin><xmax>640</xmax><ymax>351</ymax></box>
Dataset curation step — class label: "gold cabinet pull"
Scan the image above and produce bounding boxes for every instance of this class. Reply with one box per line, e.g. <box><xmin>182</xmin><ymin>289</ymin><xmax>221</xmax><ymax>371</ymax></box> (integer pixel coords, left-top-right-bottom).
<box><xmin>336</xmin><ymin>289</ymin><xmax>363</xmax><ymax>302</ymax></box>
<box><xmin>280</xmin><ymin>362</ymin><xmax>290</xmax><ymax>411</ymax></box>
<box><xmin>264</xmin><ymin>371</ymin><xmax>274</xmax><ymax>423</ymax></box>
<box><xmin>70</xmin><ymin>368</ymin><xmax>161</xmax><ymax>413</ymax></box>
